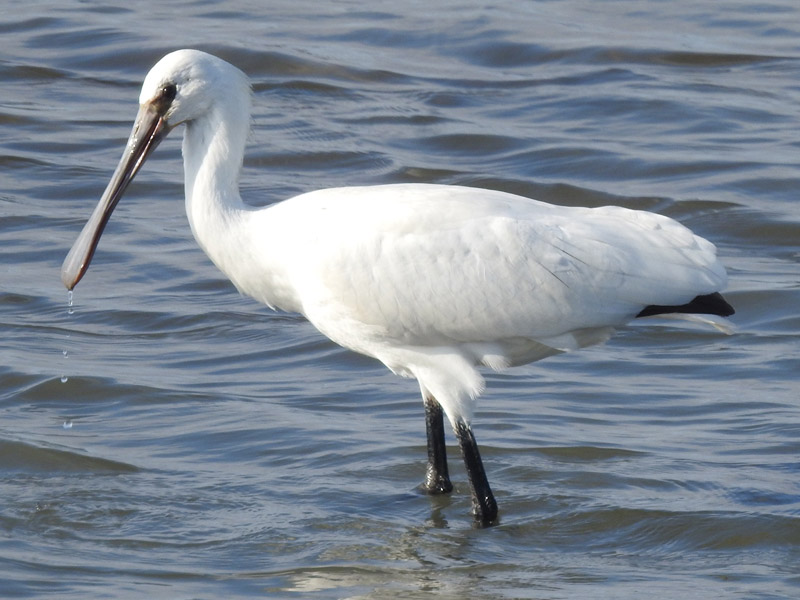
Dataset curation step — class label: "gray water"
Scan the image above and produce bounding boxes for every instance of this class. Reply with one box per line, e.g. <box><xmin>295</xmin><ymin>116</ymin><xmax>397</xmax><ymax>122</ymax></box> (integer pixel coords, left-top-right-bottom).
<box><xmin>2</xmin><ymin>1</ymin><xmax>799</xmax><ymax>598</ymax></box>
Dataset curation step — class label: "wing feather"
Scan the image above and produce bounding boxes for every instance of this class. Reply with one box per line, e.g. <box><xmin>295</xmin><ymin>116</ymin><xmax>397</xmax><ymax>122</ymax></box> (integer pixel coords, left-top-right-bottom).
<box><xmin>272</xmin><ymin>184</ymin><xmax>725</xmax><ymax>362</ymax></box>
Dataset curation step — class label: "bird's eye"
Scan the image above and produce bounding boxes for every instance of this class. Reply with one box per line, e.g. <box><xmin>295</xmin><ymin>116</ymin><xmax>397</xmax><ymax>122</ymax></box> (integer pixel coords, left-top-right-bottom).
<box><xmin>160</xmin><ymin>83</ymin><xmax>177</xmax><ymax>102</ymax></box>
<box><xmin>150</xmin><ymin>83</ymin><xmax>177</xmax><ymax>114</ymax></box>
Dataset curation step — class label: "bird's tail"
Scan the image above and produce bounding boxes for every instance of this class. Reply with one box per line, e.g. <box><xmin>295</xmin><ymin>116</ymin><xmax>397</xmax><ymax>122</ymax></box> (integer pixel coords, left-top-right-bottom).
<box><xmin>636</xmin><ymin>292</ymin><xmax>734</xmax><ymax>319</ymax></box>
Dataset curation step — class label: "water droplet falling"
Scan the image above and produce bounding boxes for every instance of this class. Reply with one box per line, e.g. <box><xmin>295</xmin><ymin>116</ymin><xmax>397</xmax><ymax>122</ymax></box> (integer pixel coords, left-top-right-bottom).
<box><xmin>61</xmin><ymin>290</ymin><xmax>73</xmax><ymax>384</ymax></box>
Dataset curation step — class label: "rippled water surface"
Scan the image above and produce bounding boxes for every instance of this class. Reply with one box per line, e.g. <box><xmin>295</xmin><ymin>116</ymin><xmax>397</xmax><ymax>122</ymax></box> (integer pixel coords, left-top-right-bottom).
<box><xmin>2</xmin><ymin>1</ymin><xmax>799</xmax><ymax>598</ymax></box>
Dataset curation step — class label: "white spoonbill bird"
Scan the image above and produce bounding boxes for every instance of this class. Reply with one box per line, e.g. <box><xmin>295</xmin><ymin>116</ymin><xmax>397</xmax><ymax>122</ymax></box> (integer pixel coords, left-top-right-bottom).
<box><xmin>62</xmin><ymin>50</ymin><xmax>734</xmax><ymax>526</ymax></box>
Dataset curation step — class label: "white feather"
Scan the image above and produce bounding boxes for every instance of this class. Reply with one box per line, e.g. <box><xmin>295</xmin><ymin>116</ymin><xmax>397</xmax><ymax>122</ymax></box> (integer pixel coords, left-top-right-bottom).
<box><xmin>134</xmin><ymin>51</ymin><xmax>733</xmax><ymax>426</ymax></box>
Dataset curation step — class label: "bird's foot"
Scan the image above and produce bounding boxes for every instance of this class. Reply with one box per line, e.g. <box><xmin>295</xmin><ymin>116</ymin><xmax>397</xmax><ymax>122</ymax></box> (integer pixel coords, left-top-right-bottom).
<box><xmin>423</xmin><ymin>468</ymin><xmax>453</xmax><ymax>495</ymax></box>
<box><xmin>471</xmin><ymin>493</ymin><xmax>499</xmax><ymax>527</ymax></box>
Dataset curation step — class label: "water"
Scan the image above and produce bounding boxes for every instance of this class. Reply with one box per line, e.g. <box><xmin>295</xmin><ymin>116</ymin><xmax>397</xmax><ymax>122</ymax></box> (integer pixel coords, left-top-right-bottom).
<box><xmin>2</xmin><ymin>1</ymin><xmax>799</xmax><ymax>598</ymax></box>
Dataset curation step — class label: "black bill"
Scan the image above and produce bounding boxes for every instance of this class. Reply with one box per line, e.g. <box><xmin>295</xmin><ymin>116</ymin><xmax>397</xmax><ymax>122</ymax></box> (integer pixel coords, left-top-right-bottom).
<box><xmin>61</xmin><ymin>102</ymin><xmax>172</xmax><ymax>290</ymax></box>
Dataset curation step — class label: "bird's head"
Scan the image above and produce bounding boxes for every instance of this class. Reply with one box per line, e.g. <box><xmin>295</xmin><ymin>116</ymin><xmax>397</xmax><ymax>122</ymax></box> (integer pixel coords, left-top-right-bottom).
<box><xmin>140</xmin><ymin>49</ymin><xmax>246</xmax><ymax>127</ymax></box>
<box><xmin>61</xmin><ymin>50</ymin><xmax>248</xmax><ymax>290</ymax></box>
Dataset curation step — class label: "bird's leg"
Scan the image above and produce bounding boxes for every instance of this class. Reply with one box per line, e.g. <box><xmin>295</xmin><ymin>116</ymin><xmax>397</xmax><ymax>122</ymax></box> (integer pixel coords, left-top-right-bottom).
<box><xmin>423</xmin><ymin>395</ymin><xmax>453</xmax><ymax>494</ymax></box>
<box><xmin>454</xmin><ymin>419</ymin><xmax>498</xmax><ymax>526</ymax></box>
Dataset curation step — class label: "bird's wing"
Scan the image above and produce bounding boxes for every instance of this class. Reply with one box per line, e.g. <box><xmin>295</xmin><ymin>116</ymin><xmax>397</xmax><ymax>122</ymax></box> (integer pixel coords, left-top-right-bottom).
<box><xmin>275</xmin><ymin>185</ymin><xmax>726</xmax><ymax>359</ymax></box>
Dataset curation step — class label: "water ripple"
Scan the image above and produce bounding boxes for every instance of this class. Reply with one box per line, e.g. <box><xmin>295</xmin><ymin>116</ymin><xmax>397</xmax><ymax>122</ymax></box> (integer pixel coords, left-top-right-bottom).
<box><xmin>1</xmin><ymin>0</ymin><xmax>799</xmax><ymax>598</ymax></box>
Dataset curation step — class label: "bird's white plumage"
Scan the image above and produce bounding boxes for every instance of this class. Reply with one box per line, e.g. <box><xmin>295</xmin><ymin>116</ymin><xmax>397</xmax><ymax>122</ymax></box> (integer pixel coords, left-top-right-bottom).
<box><xmin>134</xmin><ymin>50</ymin><xmax>728</xmax><ymax>425</ymax></box>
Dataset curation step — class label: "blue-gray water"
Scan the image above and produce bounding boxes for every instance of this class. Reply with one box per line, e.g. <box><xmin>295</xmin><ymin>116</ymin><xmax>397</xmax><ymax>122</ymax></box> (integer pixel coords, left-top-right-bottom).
<box><xmin>2</xmin><ymin>1</ymin><xmax>799</xmax><ymax>598</ymax></box>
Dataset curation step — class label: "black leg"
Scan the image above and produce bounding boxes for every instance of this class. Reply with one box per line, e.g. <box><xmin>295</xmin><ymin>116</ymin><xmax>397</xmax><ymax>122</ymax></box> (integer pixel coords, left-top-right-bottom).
<box><xmin>423</xmin><ymin>395</ymin><xmax>453</xmax><ymax>495</ymax></box>
<box><xmin>455</xmin><ymin>419</ymin><xmax>498</xmax><ymax>526</ymax></box>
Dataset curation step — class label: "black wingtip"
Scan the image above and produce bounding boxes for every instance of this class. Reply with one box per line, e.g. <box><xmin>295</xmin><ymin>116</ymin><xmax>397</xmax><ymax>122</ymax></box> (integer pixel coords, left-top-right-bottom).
<box><xmin>636</xmin><ymin>292</ymin><xmax>735</xmax><ymax>319</ymax></box>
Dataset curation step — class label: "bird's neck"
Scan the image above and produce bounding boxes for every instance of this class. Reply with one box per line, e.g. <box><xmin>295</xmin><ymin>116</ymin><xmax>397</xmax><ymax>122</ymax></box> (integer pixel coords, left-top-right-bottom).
<box><xmin>179</xmin><ymin>101</ymin><xmax>300</xmax><ymax>313</ymax></box>
<box><xmin>183</xmin><ymin>102</ymin><xmax>249</xmax><ymax>214</ymax></box>
<box><xmin>181</xmin><ymin>102</ymin><xmax>253</xmax><ymax>284</ymax></box>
